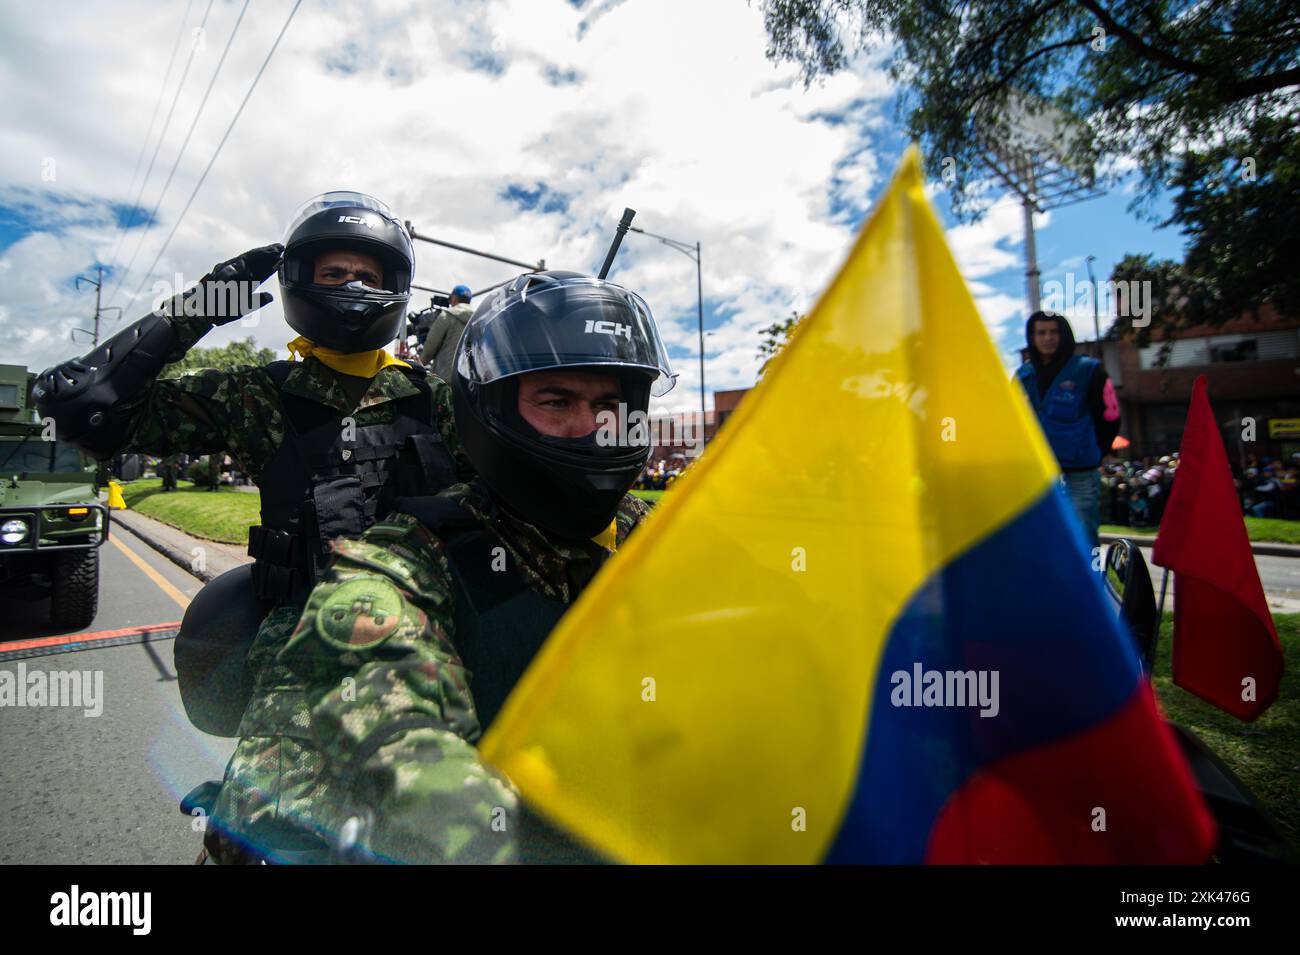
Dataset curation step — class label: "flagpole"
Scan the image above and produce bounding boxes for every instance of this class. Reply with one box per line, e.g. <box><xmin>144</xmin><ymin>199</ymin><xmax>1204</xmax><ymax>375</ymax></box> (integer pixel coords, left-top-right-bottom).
<box><xmin>1157</xmin><ymin>566</ymin><xmax>1170</xmax><ymax>618</ymax></box>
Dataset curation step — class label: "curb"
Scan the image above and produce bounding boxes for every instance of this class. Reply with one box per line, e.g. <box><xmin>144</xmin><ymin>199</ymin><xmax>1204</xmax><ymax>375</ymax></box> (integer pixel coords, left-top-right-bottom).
<box><xmin>110</xmin><ymin>508</ymin><xmax>251</xmax><ymax>584</ymax></box>
<box><xmin>1100</xmin><ymin>533</ymin><xmax>1300</xmax><ymax>559</ymax></box>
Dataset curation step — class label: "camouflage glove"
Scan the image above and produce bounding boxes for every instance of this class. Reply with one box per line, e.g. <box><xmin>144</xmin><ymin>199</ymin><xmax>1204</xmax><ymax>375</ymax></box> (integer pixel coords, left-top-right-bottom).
<box><xmin>160</xmin><ymin>243</ymin><xmax>283</xmax><ymax>326</ymax></box>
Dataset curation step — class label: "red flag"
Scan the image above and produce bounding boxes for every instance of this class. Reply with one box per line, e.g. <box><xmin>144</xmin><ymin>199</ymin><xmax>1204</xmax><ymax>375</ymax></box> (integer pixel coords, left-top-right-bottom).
<box><xmin>1152</xmin><ymin>375</ymin><xmax>1283</xmax><ymax>721</ymax></box>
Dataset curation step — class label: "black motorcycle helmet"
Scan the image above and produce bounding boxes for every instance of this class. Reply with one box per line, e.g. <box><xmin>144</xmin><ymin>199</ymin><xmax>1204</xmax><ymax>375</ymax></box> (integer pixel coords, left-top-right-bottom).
<box><xmin>278</xmin><ymin>191</ymin><xmax>414</xmax><ymax>352</ymax></box>
<box><xmin>451</xmin><ymin>270</ymin><xmax>677</xmax><ymax>541</ymax></box>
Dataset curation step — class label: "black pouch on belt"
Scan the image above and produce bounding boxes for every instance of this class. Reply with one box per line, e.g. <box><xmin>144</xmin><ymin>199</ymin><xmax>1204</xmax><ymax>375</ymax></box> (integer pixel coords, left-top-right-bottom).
<box><xmin>174</xmin><ymin>564</ymin><xmax>265</xmax><ymax>737</ymax></box>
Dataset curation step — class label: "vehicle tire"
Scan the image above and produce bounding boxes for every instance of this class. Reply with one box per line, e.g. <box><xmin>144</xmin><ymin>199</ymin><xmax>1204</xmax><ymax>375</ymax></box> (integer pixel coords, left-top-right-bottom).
<box><xmin>50</xmin><ymin>547</ymin><xmax>100</xmax><ymax>630</ymax></box>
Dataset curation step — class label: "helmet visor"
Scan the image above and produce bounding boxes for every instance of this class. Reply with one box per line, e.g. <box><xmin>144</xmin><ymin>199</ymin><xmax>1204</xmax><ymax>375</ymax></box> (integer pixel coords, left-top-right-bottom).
<box><xmin>457</xmin><ymin>275</ymin><xmax>678</xmax><ymax>396</ymax></box>
<box><xmin>282</xmin><ymin>191</ymin><xmax>403</xmax><ymax>243</ymax></box>
<box><xmin>281</xmin><ymin>191</ymin><xmax>413</xmax><ymax>293</ymax></box>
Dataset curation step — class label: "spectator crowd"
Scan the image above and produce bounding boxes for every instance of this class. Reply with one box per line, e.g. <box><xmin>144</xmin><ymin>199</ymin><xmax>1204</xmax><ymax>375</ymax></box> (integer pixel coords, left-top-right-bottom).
<box><xmin>1102</xmin><ymin>452</ymin><xmax>1300</xmax><ymax>529</ymax></box>
<box><xmin>635</xmin><ymin>460</ymin><xmax>686</xmax><ymax>492</ymax></box>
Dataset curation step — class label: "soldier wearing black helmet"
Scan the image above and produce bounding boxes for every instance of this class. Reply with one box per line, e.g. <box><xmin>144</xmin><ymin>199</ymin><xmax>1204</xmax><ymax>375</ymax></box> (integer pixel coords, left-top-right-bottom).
<box><xmin>33</xmin><ymin>191</ymin><xmax>469</xmax><ymax>862</ymax></box>
<box><xmin>274</xmin><ymin>270</ymin><xmax>677</xmax><ymax>863</ymax></box>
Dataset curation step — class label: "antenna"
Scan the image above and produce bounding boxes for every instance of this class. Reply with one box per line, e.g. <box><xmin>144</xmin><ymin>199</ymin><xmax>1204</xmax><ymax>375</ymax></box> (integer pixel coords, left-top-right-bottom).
<box><xmin>598</xmin><ymin>208</ymin><xmax>636</xmax><ymax>279</ymax></box>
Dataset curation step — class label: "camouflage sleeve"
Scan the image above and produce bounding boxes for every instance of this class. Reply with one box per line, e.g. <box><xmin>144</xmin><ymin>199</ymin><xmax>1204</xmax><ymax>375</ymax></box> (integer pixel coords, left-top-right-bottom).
<box><xmin>110</xmin><ymin>298</ymin><xmax>260</xmax><ymax>459</ymax></box>
<box><xmin>615</xmin><ymin>491</ymin><xmax>650</xmax><ymax>544</ymax></box>
<box><xmin>167</xmin><ymin>308</ymin><xmax>220</xmax><ymax>355</ymax></box>
<box><xmin>120</xmin><ymin>363</ymin><xmax>280</xmax><ymax>464</ymax></box>
<box><xmin>278</xmin><ymin>513</ymin><xmax>519</xmax><ymax>864</ymax></box>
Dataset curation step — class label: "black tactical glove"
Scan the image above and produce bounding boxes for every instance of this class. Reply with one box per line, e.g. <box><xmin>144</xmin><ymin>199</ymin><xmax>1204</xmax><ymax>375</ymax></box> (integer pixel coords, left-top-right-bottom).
<box><xmin>32</xmin><ymin>243</ymin><xmax>283</xmax><ymax>457</ymax></box>
<box><xmin>162</xmin><ymin>243</ymin><xmax>283</xmax><ymax>325</ymax></box>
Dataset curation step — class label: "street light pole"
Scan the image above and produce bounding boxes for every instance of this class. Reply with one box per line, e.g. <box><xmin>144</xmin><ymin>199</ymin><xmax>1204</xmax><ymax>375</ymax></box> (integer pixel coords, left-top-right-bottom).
<box><xmin>695</xmin><ymin>241</ymin><xmax>705</xmax><ymax>439</ymax></box>
<box><xmin>627</xmin><ymin>225</ymin><xmax>707</xmax><ymax>442</ymax></box>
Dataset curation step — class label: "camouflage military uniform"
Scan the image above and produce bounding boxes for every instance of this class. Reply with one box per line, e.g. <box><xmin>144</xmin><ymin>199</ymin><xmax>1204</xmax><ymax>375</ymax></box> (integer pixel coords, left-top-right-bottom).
<box><xmin>121</xmin><ymin>313</ymin><xmax>461</xmax><ymax>474</ymax></box>
<box><xmin>109</xmin><ymin>310</ymin><xmax>465</xmax><ymax>856</ymax></box>
<box><xmin>276</xmin><ymin>481</ymin><xmax>649</xmax><ymax>863</ymax></box>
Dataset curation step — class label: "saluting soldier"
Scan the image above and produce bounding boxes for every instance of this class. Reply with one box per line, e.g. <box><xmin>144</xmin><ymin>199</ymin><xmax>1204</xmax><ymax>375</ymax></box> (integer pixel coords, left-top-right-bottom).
<box><xmin>34</xmin><ymin>191</ymin><xmax>469</xmax><ymax>861</ymax></box>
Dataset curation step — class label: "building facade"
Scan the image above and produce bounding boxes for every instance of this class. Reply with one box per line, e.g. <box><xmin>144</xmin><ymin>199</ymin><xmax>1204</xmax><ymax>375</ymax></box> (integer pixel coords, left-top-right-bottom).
<box><xmin>1094</xmin><ymin>309</ymin><xmax>1300</xmax><ymax>463</ymax></box>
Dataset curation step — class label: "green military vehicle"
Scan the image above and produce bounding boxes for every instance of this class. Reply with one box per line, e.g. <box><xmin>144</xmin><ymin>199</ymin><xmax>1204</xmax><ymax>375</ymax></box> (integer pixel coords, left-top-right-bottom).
<box><xmin>0</xmin><ymin>363</ymin><xmax>108</xmax><ymax>629</ymax></box>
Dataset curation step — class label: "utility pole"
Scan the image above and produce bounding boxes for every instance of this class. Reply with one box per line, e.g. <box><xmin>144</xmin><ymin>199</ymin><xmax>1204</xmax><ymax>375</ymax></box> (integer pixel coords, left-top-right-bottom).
<box><xmin>1086</xmin><ymin>255</ymin><xmax>1101</xmax><ymax>350</ymax></box>
<box><xmin>974</xmin><ymin>94</ymin><xmax>1102</xmax><ymax>318</ymax></box>
<box><xmin>72</xmin><ymin>266</ymin><xmax>121</xmax><ymax>346</ymax></box>
<box><xmin>1021</xmin><ymin>190</ymin><xmax>1042</xmax><ymax>315</ymax></box>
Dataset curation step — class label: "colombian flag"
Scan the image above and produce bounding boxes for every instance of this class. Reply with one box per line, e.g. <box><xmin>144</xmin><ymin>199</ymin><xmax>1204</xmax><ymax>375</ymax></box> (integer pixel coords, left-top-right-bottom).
<box><xmin>480</xmin><ymin>148</ymin><xmax>1215</xmax><ymax>864</ymax></box>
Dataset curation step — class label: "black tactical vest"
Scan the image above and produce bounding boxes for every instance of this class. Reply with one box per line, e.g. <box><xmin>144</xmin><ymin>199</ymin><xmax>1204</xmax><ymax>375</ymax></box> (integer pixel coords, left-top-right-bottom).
<box><xmin>247</xmin><ymin>361</ymin><xmax>457</xmax><ymax>602</ymax></box>
<box><xmin>395</xmin><ymin>494</ymin><xmax>602</xmax><ymax>731</ymax></box>
<box><xmin>397</xmin><ymin>494</ymin><xmax>609</xmax><ymax>863</ymax></box>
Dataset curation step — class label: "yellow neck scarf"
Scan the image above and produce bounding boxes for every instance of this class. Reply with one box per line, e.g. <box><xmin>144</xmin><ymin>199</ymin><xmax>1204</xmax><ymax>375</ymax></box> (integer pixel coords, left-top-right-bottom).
<box><xmin>286</xmin><ymin>336</ymin><xmax>409</xmax><ymax>378</ymax></box>
<box><xmin>591</xmin><ymin>519</ymin><xmax>618</xmax><ymax>552</ymax></box>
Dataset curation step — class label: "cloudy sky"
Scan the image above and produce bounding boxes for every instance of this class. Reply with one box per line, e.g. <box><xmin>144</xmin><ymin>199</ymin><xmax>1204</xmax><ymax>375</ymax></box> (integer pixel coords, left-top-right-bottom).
<box><xmin>0</xmin><ymin>0</ymin><xmax>1187</xmax><ymax>416</ymax></box>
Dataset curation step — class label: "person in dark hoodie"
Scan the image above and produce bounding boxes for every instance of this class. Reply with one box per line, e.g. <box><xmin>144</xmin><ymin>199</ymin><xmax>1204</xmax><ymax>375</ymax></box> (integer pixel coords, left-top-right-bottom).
<box><xmin>1014</xmin><ymin>310</ymin><xmax>1121</xmax><ymax>549</ymax></box>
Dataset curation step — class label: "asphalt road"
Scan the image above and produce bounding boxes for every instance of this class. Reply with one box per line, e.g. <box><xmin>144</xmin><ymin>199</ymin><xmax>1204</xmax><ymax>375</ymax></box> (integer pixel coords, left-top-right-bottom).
<box><xmin>0</xmin><ymin>521</ymin><xmax>235</xmax><ymax>864</ymax></box>
<box><xmin>1133</xmin><ymin>545</ymin><xmax>1300</xmax><ymax>614</ymax></box>
<box><xmin>0</xmin><ymin>514</ymin><xmax>1295</xmax><ymax>866</ymax></box>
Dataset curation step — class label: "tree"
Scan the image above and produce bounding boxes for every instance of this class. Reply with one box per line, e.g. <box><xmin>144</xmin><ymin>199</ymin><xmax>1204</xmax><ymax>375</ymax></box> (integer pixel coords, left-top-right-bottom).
<box><xmin>161</xmin><ymin>337</ymin><xmax>277</xmax><ymax>378</ymax></box>
<box><xmin>1167</xmin><ymin>112</ymin><xmax>1300</xmax><ymax>321</ymax></box>
<box><xmin>761</xmin><ymin>0</ymin><xmax>1300</xmax><ymax>322</ymax></box>
<box><xmin>1105</xmin><ymin>253</ymin><xmax>1212</xmax><ymax>347</ymax></box>
<box><xmin>756</xmin><ymin>311</ymin><xmax>804</xmax><ymax>375</ymax></box>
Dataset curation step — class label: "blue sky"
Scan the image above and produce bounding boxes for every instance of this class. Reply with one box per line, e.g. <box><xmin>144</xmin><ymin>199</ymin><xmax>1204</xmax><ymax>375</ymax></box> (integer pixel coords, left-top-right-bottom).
<box><xmin>0</xmin><ymin>0</ymin><xmax>1192</xmax><ymax>413</ymax></box>
<box><xmin>0</xmin><ymin>193</ymin><xmax>153</xmax><ymax>260</ymax></box>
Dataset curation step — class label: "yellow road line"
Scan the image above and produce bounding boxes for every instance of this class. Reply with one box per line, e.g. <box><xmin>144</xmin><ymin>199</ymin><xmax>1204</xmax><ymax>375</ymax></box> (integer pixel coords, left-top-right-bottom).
<box><xmin>109</xmin><ymin>534</ymin><xmax>191</xmax><ymax>613</ymax></box>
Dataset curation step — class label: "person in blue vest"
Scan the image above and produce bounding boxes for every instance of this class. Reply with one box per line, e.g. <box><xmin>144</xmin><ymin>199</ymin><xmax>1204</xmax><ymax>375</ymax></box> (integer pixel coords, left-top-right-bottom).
<box><xmin>1015</xmin><ymin>310</ymin><xmax>1121</xmax><ymax>549</ymax></box>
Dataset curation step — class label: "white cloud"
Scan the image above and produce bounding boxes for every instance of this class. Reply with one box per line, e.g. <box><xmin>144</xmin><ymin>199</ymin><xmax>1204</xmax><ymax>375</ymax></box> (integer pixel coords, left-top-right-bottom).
<box><xmin>944</xmin><ymin>194</ymin><xmax>1044</xmax><ymax>282</ymax></box>
<box><xmin>0</xmin><ymin>0</ymin><xmax>1059</xmax><ymax>412</ymax></box>
<box><xmin>0</xmin><ymin>0</ymin><xmax>896</xmax><ymax>410</ymax></box>
<box><xmin>972</xmin><ymin>290</ymin><xmax>1026</xmax><ymax>343</ymax></box>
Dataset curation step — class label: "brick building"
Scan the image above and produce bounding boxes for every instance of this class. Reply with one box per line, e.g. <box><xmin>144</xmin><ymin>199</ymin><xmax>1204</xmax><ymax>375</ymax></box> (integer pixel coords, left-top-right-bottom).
<box><xmin>645</xmin><ymin>388</ymin><xmax>752</xmax><ymax>466</ymax></box>
<box><xmin>1086</xmin><ymin>309</ymin><xmax>1300</xmax><ymax>463</ymax></box>
<box><xmin>713</xmin><ymin>388</ymin><xmax>748</xmax><ymax>429</ymax></box>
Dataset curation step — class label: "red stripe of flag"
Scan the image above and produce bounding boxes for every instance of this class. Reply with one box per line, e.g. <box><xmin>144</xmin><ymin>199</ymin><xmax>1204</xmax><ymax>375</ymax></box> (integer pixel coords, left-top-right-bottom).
<box><xmin>927</xmin><ymin>685</ymin><xmax>1215</xmax><ymax>863</ymax></box>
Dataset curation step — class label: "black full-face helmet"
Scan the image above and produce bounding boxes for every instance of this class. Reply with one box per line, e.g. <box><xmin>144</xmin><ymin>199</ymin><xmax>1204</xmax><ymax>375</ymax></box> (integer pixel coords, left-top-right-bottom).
<box><xmin>451</xmin><ymin>270</ymin><xmax>677</xmax><ymax>540</ymax></box>
<box><xmin>278</xmin><ymin>191</ymin><xmax>415</xmax><ymax>352</ymax></box>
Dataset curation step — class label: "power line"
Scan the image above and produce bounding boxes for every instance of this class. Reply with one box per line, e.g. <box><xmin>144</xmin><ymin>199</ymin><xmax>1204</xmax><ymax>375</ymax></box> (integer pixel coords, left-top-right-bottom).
<box><xmin>105</xmin><ymin>0</ymin><xmax>218</xmax><ymax>308</ymax></box>
<box><xmin>126</xmin><ymin>0</ymin><xmax>305</xmax><ymax>309</ymax></box>
<box><xmin>108</xmin><ymin>0</ymin><xmax>252</xmax><ymax>323</ymax></box>
<box><xmin>104</xmin><ymin>0</ymin><xmax>195</xmax><ymax>272</ymax></box>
